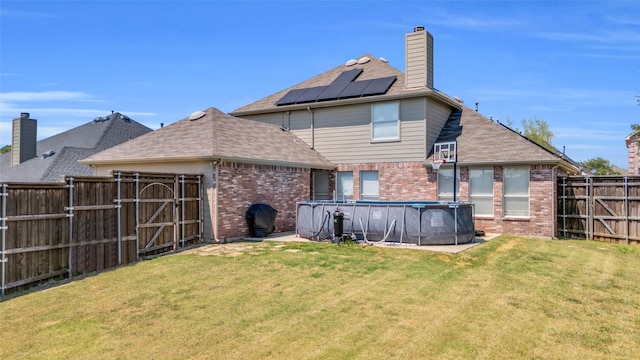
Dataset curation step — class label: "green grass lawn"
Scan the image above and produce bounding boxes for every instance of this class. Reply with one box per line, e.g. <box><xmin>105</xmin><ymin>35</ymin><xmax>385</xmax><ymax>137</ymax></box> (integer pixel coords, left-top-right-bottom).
<box><xmin>2</xmin><ymin>235</ymin><xmax>640</xmax><ymax>359</ymax></box>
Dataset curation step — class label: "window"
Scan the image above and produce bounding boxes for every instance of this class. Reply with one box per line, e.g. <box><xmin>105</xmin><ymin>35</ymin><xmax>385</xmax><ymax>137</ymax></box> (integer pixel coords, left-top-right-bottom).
<box><xmin>469</xmin><ymin>168</ymin><xmax>494</xmax><ymax>216</ymax></box>
<box><xmin>336</xmin><ymin>172</ymin><xmax>353</xmax><ymax>201</ymax></box>
<box><xmin>437</xmin><ymin>167</ymin><xmax>460</xmax><ymax>202</ymax></box>
<box><xmin>371</xmin><ymin>102</ymin><xmax>399</xmax><ymax>140</ymax></box>
<box><xmin>503</xmin><ymin>166</ymin><xmax>530</xmax><ymax>217</ymax></box>
<box><xmin>312</xmin><ymin>171</ymin><xmax>330</xmax><ymax>200</ymax></box>
<box><xmin>360</xmin><ymin>171</ymin><xmax>379</xmax><ymax>200</ymax></box>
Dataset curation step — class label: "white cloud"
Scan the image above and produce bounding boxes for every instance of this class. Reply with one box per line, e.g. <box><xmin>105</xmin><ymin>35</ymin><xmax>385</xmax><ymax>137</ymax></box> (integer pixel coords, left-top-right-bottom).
<box><xmin>0</xmin><ymin>91</ymin><xmax>94</xmax><ymax>102</ymax></box>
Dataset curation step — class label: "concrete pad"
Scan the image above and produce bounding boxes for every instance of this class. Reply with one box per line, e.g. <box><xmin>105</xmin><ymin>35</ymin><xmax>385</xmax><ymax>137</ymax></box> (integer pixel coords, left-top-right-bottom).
<box><xmin>247</xmin><ymin>232</ymin><xmax>501</xmax><ymax>254</ymax></box>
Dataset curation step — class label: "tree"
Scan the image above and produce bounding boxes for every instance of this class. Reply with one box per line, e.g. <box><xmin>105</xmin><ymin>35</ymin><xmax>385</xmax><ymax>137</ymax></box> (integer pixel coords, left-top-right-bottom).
<box><xmin>579</xmin><ymin>157</ymin><xmax>622</xmax><ymax>175</ymax></box>
<box><xmin>0</xmin><ymin>145</ymin><xmax>10</xmax><ymax>154</ymax></box>
<box><xmin>507</xmin><ymin>117</ymin><xmax>555</xmax><ymax>152</ymax></box>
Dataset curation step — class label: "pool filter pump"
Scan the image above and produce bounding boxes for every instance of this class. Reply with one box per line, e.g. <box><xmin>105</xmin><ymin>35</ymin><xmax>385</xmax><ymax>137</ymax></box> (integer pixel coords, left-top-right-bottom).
<box><xmin>333</xmin><ymin>209</ymin><xmax>344</xmax><ymax>240</ymax></box>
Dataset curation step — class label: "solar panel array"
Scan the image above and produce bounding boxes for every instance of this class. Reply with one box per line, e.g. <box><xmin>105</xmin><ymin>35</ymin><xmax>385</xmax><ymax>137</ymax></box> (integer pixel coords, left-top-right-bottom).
<box><xmin>275</xmin><ymin>68</ymin><xmax>397</xmax><ymax>106</ymax></box>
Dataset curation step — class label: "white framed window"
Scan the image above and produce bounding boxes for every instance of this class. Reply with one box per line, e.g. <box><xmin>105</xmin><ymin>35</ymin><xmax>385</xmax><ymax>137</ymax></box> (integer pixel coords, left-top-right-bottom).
<box><xmin>371</xmin><ymin>102</ymin><xmax>399</xmax><ymax>140</ymax></box>
<box><xmin>437</xmin><ymin>167</ymin><xmax>460</xmax><ymax>202</ymax></box>
<box><xmin>336</xmin><ymin>171</ymin><xmax>353</xmax><ymax>201</ymax></box>
<box><xmin>360</xmin><ymin>171</ymin><xmax>379</xmax><ymax>200</ymax></box>
<box><xmin>503</xmin><ymin>166</ymin><xmax>530</xmax><ymax>217</ymax></box>
<box><xmin>469</xmin><ymin>168</ymin><xmax>494</xmax><ymax>216</ymax></box>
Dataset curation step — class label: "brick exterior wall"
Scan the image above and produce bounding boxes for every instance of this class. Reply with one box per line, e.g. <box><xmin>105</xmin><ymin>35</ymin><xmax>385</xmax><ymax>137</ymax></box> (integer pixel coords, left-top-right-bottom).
<box><xmin>215</xmin><ymin>162</ymin><xmax>311</xmax><ymax>241</ymax></box>
<box><xmin>337</xmin><ymin>162</ymin><xmax>561</xmax><ymax>237</ymax></box>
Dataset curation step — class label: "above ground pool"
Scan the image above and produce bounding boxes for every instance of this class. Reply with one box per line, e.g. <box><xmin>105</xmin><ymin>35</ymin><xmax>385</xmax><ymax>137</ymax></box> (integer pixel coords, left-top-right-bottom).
<box><xmin>296</xmin><ymin>200</ymin><xmax>475</xmax><ymax>246</ymax></box>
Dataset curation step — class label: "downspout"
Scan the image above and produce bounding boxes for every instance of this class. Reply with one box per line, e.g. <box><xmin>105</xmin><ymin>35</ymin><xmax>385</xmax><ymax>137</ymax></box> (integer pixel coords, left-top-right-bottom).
<box><xmin>212</xmin><ymin>160</ymin><xmax>220</xmax><ymax>243</ymax></box>
<box><xmin>307</xmin><ymin>106</ymin><xmax>315</xmax><ymax>149</ymax></box>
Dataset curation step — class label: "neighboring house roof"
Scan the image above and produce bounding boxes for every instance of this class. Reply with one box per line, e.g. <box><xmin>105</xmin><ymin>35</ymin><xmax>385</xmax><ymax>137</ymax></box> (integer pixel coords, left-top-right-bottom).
<box><xmin>0</xmin><ymin>113</ymin><xmax>152</xmax><ymax>183</ymax></box>
<box><xmin>231</xmin><ymin>54</ymin><xmax>461</xmax><ymax>116</ymax></box>
<box><xmin>81</xmin><ymin>107</ymin><xmax>335</xmax><ymax>170</ymax></box>
<box><xmin>431</xmin><ymin>106</ymin><xmax>580</xmax><ymax>173</ymax></box>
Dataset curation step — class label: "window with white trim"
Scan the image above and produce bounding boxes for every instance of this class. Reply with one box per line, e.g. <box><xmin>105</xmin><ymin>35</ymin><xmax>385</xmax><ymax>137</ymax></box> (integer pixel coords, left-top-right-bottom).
<box><xmin>371</xmin><ymin>102</ymin><xmax>399</xmax><ymax>140</ymax></box>
<box><xmin>360</xmin><ymin>171</ymin><xmax>379</xmax><ymax>200</ymax></box>
<box><xmin>437</xmin><ymin>167</ymin><xmax>460</xmax><ymax>202</ymax></box>
<box><xmin>336</xmin><ymin>171</ymin><xmax>353</xmax><ymax>201</ymax></box>
<box><xmin>469</xmin><ymin>168</ymin><xmax>494</xmax><ymax>216</ymax></box>
<box><xmin>503</xmin><ymin>166</ymin><xmax>530</xmax><ymax>217</ymax></box>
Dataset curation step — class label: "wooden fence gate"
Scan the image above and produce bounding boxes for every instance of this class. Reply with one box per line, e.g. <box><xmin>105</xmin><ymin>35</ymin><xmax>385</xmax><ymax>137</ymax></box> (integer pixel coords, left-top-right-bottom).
<box><xmin>1</xmin><ymin>171</ymin><xmax>203</xmax><ymax>297</ymax></box>
<box><xmin>557</xmin><ymin>176</ymin><xmax>640</xmax><ymax>244</ymax></box>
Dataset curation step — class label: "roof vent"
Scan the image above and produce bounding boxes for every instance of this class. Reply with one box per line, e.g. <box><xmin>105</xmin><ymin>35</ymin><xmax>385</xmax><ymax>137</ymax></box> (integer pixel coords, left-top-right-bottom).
<box><xmin>41</xmin><ymin>150</ymin><xmax>55</xmax><ymax>159</ymax></box>
<box><xmin>454</xmin><ymin>96</ymin><xmax>463</xmax><ymax>103</ymax></box>
<box><xmin>345</xmin><ymin>59</ymin><xmax>357</xmax><ymax>66</ymax></box>
<box><xmin>189</xmin><ymin>110</ymin><xmax>206</xmax><ymax>121</ymax></box>
<box><xmin>414</xmin><ymin>25</ymin><xmax>425</xmax><ymax>32</ymax></box>
<box><xmin>379</xmin><ymin>57</ymin><xmax>388</xmax><ymax>63</ymax></box>
<box><xmin>357</xmin><ymin>56</ymin><xmax>371</xmax><ymax>65</ymax></box>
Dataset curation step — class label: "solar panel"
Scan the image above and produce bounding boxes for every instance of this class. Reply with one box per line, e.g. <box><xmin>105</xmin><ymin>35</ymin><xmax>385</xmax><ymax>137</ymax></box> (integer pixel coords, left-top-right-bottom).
<box><xmin>316</xmin><ymin>69</ymin><xmax>364</xmax><ymax>101</ymax></box>
<box><xmin>275</xmin><ymin>70</ymin><xmax>396</xmax><ymax>105</ymax></box>
<box><xmin>361</xmin><ymin>76</ymin><xmax>397</xmax><ymax>96</ymax></box>
<box><xmin>332</xmin><ymin>68</ymin><xmax>363</xmax><ymax>85</ymax></box>
<box><xmin>275</xmin><ymin>88</ymin><xmax>308</xmax><ymax>106</ymax></box>
<box><xmin>315</xmin><ymin>84</ymin><xmax>347</xmax><ymax>101</ymax></box>
<box><xmin>338</xmin><ymin>80</ymin><xmax>372</xmax><ymax>98</ymax></box>
<box><xmin>293</xmin><ymin>85</ymin><xmax>328</xmax><ymax>103</ymax></box>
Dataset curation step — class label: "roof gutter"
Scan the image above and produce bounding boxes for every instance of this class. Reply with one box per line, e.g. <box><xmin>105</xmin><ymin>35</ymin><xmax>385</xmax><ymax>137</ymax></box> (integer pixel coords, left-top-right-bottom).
<box><xmin>427</xmin><ymin>159</ymin><xmax>580</xmax><ymax>174</ymax></box>
<box><xmin>80</xmin><ymin>155</ymin><xmax>336</xmax><ymax>171</ymax></box>
<box><xmin>230</xmin><ymin>89</ymin><xmax>462</xmax><ymax>117</ymax></box>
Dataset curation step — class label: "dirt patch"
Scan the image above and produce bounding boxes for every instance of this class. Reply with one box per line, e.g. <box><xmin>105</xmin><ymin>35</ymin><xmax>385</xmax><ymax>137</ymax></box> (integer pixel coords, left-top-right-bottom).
<box><xmin>496</xmin><ymin>240</ymin><xmax>518</xmax><ymax>253</ymax></box>
<box><xmin>438</xmin><ymin>254</ymin><xmax>451</xmax><ymax>263</ymax></box>
<box><xmin>179</xmin><ymin>243</ymin><xmax>270</xmax><ymax>257</ymax></box>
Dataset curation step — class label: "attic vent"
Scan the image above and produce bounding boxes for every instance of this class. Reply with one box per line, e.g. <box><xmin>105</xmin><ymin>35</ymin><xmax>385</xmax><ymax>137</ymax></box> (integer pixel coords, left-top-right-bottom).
<box><xmin>41</xmin><ymin>150</ymin><xmax>55</xmax><ymax>159</ymax></box>
<box><xmin>357</xmin><ymin>56</ymin><xmax>371</xmax><ymax>65</ymax></box>
<box><xmin>345</xmin><ymin>59</ymin><xmax>357</xmax><ymax>67</ymax></box>
<box><xmin>379</xmin><ymin>57</ymin><xmax>388</xmax><ymax>63</ymax></box>
<box><xmin>189</xmin><ymin>110</ymin><xmax>206</xmax><ymax>121</ymax></box>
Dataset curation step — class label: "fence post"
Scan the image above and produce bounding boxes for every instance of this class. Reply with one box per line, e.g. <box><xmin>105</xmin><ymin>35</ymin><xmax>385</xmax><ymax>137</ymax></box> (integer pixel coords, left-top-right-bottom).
<box><xmin>1</xmin><ymin>184</ymin><xmax>8</xmax><ymax>297</ymax></box>
<box><xmin>134</xmin><ymin>173</ymin><xmax>140</xmax><ymax>260</ymax></box>
<box><xmin>115</xmin><ymin>172</ymin><xmax>122</xmax><ymax>264</ymax></box>
<box><xmin>180</xmin><ymin>174</ymin><xmax>186</xmax><ymax>248</ymax></box>
<box><xmin>198</xmin><ymin>175</ymin><xmax>203</xmax><ymax>242</ymax></box>
<box><xmin>625</xmin><ymin>176</ymin><xmax>629</xmax><ymax>245</ymax></box>
<box><xmin>560</xmin><ymin>177</ymin><xmax>566</xmax><ymax>239</ymax></box>
<box><xmin>66</xmin><ymin>177</ymin><xmax>74</xmax><ymax>278</ymax></box>
<box><xmin>585</xmin><ymin>176</ymin><xmax>594</xmax><ymax>240</ymax></box>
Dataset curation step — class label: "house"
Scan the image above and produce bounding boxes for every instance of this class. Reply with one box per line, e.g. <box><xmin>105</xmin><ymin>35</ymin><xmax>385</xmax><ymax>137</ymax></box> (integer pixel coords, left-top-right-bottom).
<box><xmin>80</xmin><ymin>107</ymin><xmax>335</xmax><ymax>241</ymax></box>
<box><xmin>0</xmin><ymin>112</ymin><xmax>152</xmax><ymax>183</ymax></box>
<box><xmin>626</xmin><ymin>132</ymin><xmax>639</xmax><ymax>175</ymax></box>
<box><xmin>230</xmin><ymin>26</ymin><xmax>580</xmax><ymax>237</ymax></box>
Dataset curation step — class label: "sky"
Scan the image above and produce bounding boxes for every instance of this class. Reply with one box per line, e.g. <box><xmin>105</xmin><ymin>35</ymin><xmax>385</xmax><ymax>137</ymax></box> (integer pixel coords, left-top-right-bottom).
<box><xmin>1</xmin><ymin>0</ymin><xmax>639</xmax><ymax>168</ymax></box>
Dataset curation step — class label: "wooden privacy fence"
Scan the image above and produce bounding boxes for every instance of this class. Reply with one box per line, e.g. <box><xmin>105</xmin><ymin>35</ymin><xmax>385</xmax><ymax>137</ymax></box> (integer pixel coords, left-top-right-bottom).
<box><xmin>557</xmin><ymin>176</ymin><xmax>640</xmax><ymax>245</ymax></box>
<box><xmin>1</xmin><ymin>171</ymin><xmax>204</xmax><ymax>297</ymax></box>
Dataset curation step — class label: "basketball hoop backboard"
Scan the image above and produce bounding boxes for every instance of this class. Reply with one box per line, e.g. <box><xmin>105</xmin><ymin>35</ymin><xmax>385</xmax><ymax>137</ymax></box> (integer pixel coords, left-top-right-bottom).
<box><xmin>433</xmin><ymin>142</ymin><xmax>457</xmax><ymax>163</ymax></box>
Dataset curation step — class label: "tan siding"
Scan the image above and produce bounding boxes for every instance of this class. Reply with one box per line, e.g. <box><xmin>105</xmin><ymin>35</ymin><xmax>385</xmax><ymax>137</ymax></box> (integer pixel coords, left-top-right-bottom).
<box><xmin>426</xmin><ymin>98</ymin><xmax>452</xmax><ymax>151</ymax></box>
<box><xmin>243</xmin><ymin>111</ymin><xmax>313</xmax><ymax>147</ymax></box>
<box><xmin>243</xmin><ymin>98</ymin><xmax>445</xmax><ymax>164</ymax></box>
<box><xmin>312</xmin><ymin>101</ymin><xmax>426</xmax><ymax>163</ymax></box>
<box><xmin>405</xmin><ymin>31</ymin><xmax>433</xmax><ymax>89</ymax></box>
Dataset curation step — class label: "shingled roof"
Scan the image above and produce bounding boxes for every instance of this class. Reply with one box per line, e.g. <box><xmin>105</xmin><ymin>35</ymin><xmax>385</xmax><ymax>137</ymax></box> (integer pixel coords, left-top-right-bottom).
<box><xmin>81</xmin><ymin>107</ymin><xmax>335</xmax><ymax>170</ymax></box>
<box><xmin>0</xmin><ymin>113</ymin><xmax>152</xmax><ymax>183</ymax></box>
<box><xmin>231</xmin><ymin>54</ymin><xmax>460</xmax><ymax>116</ymax></box>
<box><xmin>430</xmin><ymin>105</ymin><xmax>580</xmax><ymax>173</ymax></box>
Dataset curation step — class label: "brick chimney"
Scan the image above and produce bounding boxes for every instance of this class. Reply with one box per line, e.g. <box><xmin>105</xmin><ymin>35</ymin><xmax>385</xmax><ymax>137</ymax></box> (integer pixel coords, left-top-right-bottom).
<box><xmin>405</xmin><ymin>26</ymin><xmax>434</xmax><ymax>89</ymax></box>
<box><xmin>11</xmin><ymin>112</ymin><xmax>37</xmax><ymax>167</ymax></box>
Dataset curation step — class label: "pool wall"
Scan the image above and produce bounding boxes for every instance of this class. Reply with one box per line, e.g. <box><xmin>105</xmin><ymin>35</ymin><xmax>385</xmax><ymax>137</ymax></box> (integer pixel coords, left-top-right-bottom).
<box><xmin>296</xmin><ymin>200</ymin><xmax>475</xmax><ymax>245</ymax></box>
